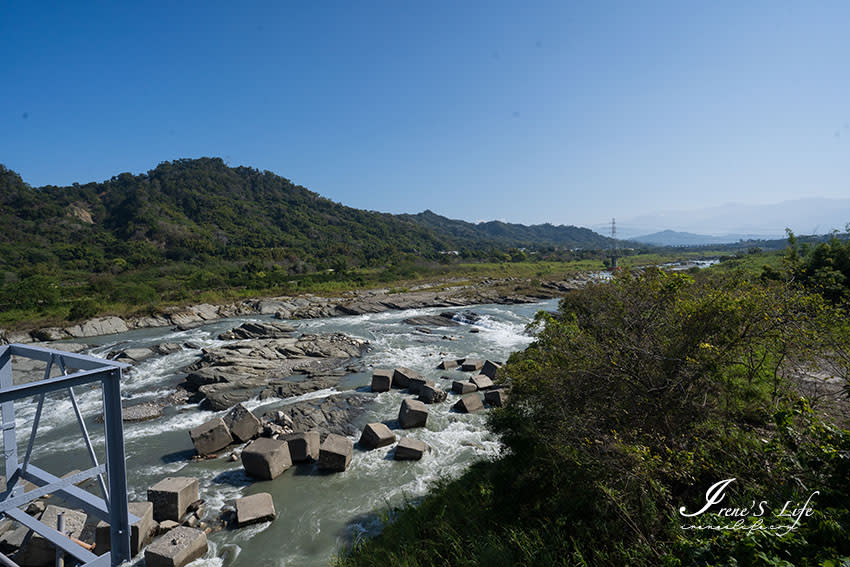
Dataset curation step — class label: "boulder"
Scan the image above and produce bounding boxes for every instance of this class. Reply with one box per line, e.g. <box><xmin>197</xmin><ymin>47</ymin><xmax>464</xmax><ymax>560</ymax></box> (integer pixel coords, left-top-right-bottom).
<box><xmin>359</xmin><ymin>423</ymin><xmax>396</xmax><ymax>449</ymax></box>
<box><xmin>370</xmin><ymin>369</ymin><xmax>392</xmax><ymax>392</ymax></box>
<box><xmin>401</xmin><ymin>315</ymin><xmax>459</xmax><ymax>327</ymax></box>
<box><xmin>398</xmin><ymin>399</ymin><xmax>428</xmax><ymax>429</ymax></box>
<box><xmin>418</xmin><ymin>383</ymin><xmax>447</xmax><ymax>404</ymax></box>
<box><xmin>480</xmin><ymin>360</ymin><xmax>503</xmax><ymax>379</ymax></box>
<box><xmin>453</xmin><ymin>394</ymin><xmax>484</xmax><ymax>413</ymax></box>
<box><xmin>394</xmin><ymin>437</ymin><xmax>427</xmax><ymax>461</ymax></box>
<box><xmin>96</xmin><ymin>501</ymin><xmax>155</xmax><ymax>556</ymax></box>
<box><xmin>241</xmin><ymin>438</ymin><xmax>292</xmax><ymax>480</ymax></box>
<box><xmin>218</xmin><ymin>321</ymin><xmax>296</xmax><ymax>340</ymax></box>
<box><xmin>148</xmin><ymin>477</ymin><xmax>199</xmax><ymax>522</ymax></box>
<box><xmin>470</xmin><ymin>374</ymin><xmax>495</xmax><ymax>390</ymax></box>
<box><xmin>452</xmin><ymin>381</ymin><xmax>477</xmax><ymax>394</ymax></box>
<box><xmin>392</xmin><ymin>367</ymin><xmax>423</xmax><ymax>389</ymax></box>
<box><xmin>16</xmin><ymin>505</ymin><xmax>86</xmax><ymax>566</ymax></box>
<box><xmin>235</xmin><ymin>492</ymin><xmax>276</xmax><ymax>526</ymax></box>
<box><xmin>65</xmin><ymin>315</ymin><xmax>129</xmax><ymax>338</ymax></box>
<box><xmin>144</xmin><ymin>526</ymin><xmax>208</xmax><ymax>567</ymax></box>
<box><xmin>188</xmin><ymin>417</ymin><xmax>233</xmax><ymax>456</ymax></box>
<box><xmin>318</xmin><ymin>434</ymin><xmax>353</xmax><ymax>472</ymax></box>
<box><xmin>223</xmin><ymin>403</ymin><xmax>262</xmax><ymax>443</ymax></box>
<box><xmin>461</xmin><ymin>359</ymin><xmax>484</xmax><ymax>371</ymax></box>
<box><xmin>281</xmin><ymin>431</ymin><xmax>320</xmax><ymax>462</ymax></box>
<box><xmin>484</xmin><ymin>389</ymin><xmax>509</xmax><ymax>407</ymax></box>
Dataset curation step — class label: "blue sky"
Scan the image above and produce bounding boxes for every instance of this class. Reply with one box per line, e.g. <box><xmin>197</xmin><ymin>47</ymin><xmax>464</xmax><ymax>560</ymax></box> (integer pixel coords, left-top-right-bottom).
<box><xmin>2</xmin><ymin>1</ymin><xmax>848</xmax><ymax>228</ymax></box>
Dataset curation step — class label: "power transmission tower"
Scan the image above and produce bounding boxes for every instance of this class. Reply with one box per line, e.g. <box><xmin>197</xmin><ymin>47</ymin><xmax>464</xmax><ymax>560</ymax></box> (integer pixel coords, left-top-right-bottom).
<box><xmin>609</xmin><ymin>218</ymin><xmax>619</xmax><ymax>269</ymax></box>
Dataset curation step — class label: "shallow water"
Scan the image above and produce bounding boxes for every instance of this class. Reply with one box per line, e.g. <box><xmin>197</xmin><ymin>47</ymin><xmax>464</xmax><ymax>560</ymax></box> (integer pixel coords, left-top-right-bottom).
<box><xmin>5</xmin><ymin>299</ymin><xmax>558</xmax><ymax>566</ymax></box>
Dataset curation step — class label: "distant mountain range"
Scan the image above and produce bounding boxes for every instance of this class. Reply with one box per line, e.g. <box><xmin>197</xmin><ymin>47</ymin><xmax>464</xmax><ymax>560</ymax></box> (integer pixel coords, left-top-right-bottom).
<box><xmin>400</xmin><ymin>209</ymin><xmax>614</xmax><ymax>249</ymax></box>
<box><xmin>606</xmin><ymin>198</ymin><xmax>850</xmax><ymax>240</ymax></box>
<box><xmin>631</xmin><ymin>230</ymin><xmax>774</xmax><ymax>246</ymax></box>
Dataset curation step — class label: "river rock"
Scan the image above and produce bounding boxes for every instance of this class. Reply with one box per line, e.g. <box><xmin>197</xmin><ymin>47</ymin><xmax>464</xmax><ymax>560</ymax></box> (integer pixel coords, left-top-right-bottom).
<box><xmin>65</xmin><ymin>315</ymin><xmax>129</xmax><ymax>338</ymax></box>
<box><xmin>218</xmin><ymin>321</ymin><xmax>296</xmax><ymax>340</ymax></box>
<box><xmin>394</xmin><ymin>437</ymin><xmax>427</xmax><ymax>461</ymax></box>
<box><xmin>452</xmin><ymin>381</ymin><xmax>477</xmax><ymax>394</ymax></box>
<box><xmin>95</xmin><ymin>501</ymin><xmax>155</xmax><ymax>556</ymax></box>
<box><xmin>461</xmin><ymin>359</ymin><xmax>484</xmax><ymax>371</ymax></box>
<box><xmin>359</xmin><ymin>423</ymin><xmax>396</xmax><ymax>449</ymax></box>
<box><xmin>392</xmin><ymin>367</ymin><xmax>423</xmax><ymax>389</ymax></box>
<box><xmin>484</xmin><ymin>389</ymin><xmax>509</xmax><ymax>407</ymax></box>
<box><xmin>241</xmin><ymin>438</ymin><xmax>292</xmax><ymax>480</ymax></box>
<box><xmin>318</xmin><ymin>433</ymin><xmax>353</xmax><ymax>472</ymax></box>
<box><xmin>480</xmin><ymin>360</ymin><xmax>503</xmax><ymax>379</ymax></box>
<box><xmin>235</xmin><ymin>493</ymin><xmax>276</xmax><ymax>526</ymax></box>
<box><xmin>281</xmin><ymin>431</ymin><xmax>320</xmax><ymax>462</ymax></box>
<box><xmin>145</xmin><ymin>526</ymin><xmax>208</xmax><ymax>567</ymax></box>
<box><xmin>189</xmin><ymin>417</ymin><xmax>233</xmax><ymax>456</ymax></box>
<box><xmin>470</xmin><ymin>374</ymin><xmax>495</xmax><ymax>390</ymax></box>
<box><xmin>398</xmin><ymin>399</ymin><xmax>428</xmax><ymax>429</ymax></box>
<box><xmin>149</xmin><ymin>477</ymin><xmax>199</xmax><ymax>522</ymax></box>
<box><xmin>401</xmin><ymin>315</ymin><xmax>459</xmax><ymax>327</ymax></box>
<box><xmin>418</xmin><ymin>383</ymin><xmax>447</xmax><ymax>404</ymax></box>
<box><xmin>109</xmin><ymin>347</ymin><xmax>156</xmax><ymax>363</ymax></box>
<box><xmin>370</xmin><ymin>369</ymin><xmax>392</xmax><ymax>392</ymax></box>
<box><xmin>223</xmin><ymin>403</ymin><xmax>262</xmax><ymax>443</ymax></box>
<box><xmin>453</xmin><ymin>394</ymin><xmax>484</xmax><ymax>413</ymax></box>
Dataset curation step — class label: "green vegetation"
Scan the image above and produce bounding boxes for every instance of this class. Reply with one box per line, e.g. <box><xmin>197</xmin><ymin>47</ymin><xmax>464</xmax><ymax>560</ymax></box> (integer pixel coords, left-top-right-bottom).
<box><xmin>0</xmin><ymin>159</ymin><xmax>631</xmax><ymax>328</ymax></box>
<box><xmin>336</xmin><ymin>268</ymin><xmax>850</xmax><ymax>566</ymax></box>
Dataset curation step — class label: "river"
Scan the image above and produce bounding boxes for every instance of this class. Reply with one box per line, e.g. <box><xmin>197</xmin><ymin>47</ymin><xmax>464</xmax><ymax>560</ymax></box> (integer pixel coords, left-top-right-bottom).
<box><xmin>10</xmin><ymin>299</ymin><xmax>559</xmax><ymax>566</ymax></box>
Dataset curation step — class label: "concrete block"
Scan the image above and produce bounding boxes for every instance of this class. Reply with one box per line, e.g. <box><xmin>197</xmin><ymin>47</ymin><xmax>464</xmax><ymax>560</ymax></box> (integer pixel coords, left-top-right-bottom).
<box><xmin>17</xmin><ymin>505</ymin><xmax>86</xmax><ymax>567</ymax></box>
<box><xmin>480</xmin><ymin>360</ymin><xmax>502</xmax><ymax>379</ymax></box>
<box><xmin>235</xmin><ymin>493</ymin><xmax>276</xmax><ymax>527</ymax></box>
<box><xmin>392</xmin><ymin>367</ymin><xmax>423</xmax><ymax>389</ymax></box>
<box><xmin>241</xmin><ymin>438</ymin><xmax>292</xmax><ymax>480</ymax></box>
<box><xmin>281</xmin><ymin>430</ymin><xmax>320</xmax><ymax>463</ymax></box>
<box><xmin>436</xmin><ymin>358</ymin><xmax>462</xmax><ymax>370</ymax></box>
<box><xmin>96</xmin><ymin>501</ymin><xmax>155</xmax><ymax>557</ymax></box>
<box><xmin>470</xmin><ymin>374</ymin><xmax>495</xmax><ymax>390</ymax></box>
<box><xmin>484</xmin><ymin>389</ymin><xmax>509</xmax><ymax>407</ymax></box>
<box><xmin>418</xmin><ymin>383</ymin><xmax>447</xmax><ymax>404</ymax></box>
<box><xmin>358</xmin><ymin>423</ymin><xmax>396</xmax><ymax>449</ymax></box>
<box><xmin>453</xmin><ymin>394</ymin><xmax>484</xmax><ymax>413</ymax></box>
<box><xmin>407</xmin><ymin>376</ymin><xmax>428</xmax><ymax>395</ymax></box>
<box><xmin>318</xmin><ymin>434</ymin><xmax>353</xmax><ymax>472</ymax></box>
<box><xmin>145</xmin><ymin>526</ymin><xmax>207</xmax><ymax>567</ymax></box>
<box><xmin>452</xmin><ymin>381</ymin><xmax>477</xmax><ymax>394</ymax></box>
<box><xmin>370</xmin><ymin>369</ymin><xmax>392</xmax><ymax>392</ymax></box>
<box><xmin>223</xmin><ymin>403</ymin><xmax>262</xmax><ymax>442</ymax></box>
<box><xmin>394</xmin><ymin>437</ymin><xmax>427</xmax><ymax>461</ymax></box>
<box><xmin>148</xmin><ymin>477</ymin><xmax>199</xmax><ymax>522</ymax></box>
<box><xmin>461</xmin><ymin>359</ymin><xmax>484</xmax><ymax>371</ymax></box>
<box><xmin>188</xmin><ymin>417</ymin><xmax>233</xmax><ymax>456</ymax></box>
<box><xmin>398</xmin><ymin>399</ymin><xmax>428</xmax><ymax>429</ymax></box>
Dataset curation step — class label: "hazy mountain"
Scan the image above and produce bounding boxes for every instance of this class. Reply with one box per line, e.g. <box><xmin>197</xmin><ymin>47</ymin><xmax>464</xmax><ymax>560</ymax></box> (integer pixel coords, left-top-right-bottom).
<box><xmin>632</xmin><ymin>230</ymin><xmax>771</xmax><ymax>246</ymax></box>
<box><xmin>606</xmin><ymin>198</ymin><xmax>850</xmax><ymax>240</ymax></box>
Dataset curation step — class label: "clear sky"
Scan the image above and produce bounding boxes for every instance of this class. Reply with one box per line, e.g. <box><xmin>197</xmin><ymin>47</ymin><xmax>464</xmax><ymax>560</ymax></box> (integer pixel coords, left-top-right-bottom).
<box><xmin>2</xmin><ymin>1</ymin><xmax>848</xmax><ymax>227</ymax></box>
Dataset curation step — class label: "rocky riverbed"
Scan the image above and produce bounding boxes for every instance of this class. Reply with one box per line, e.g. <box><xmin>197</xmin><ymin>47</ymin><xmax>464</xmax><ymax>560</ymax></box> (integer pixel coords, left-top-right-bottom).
<box><xmin>0</xmin><ymin>297</ymin><xmax>561</xmax><ymax>567</ymax></box>
<box><xmin>0</xmin><ymin>275</ymin><xmax>591</xmax><ymax>345</ymax></box>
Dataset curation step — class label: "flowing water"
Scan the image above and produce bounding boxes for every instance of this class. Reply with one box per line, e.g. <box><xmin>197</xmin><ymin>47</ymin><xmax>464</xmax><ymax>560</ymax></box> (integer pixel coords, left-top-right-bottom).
<box><xmin>6</xmin><ymin>299</ymin><xmax>558</xmax><ymax>566</ymax></box>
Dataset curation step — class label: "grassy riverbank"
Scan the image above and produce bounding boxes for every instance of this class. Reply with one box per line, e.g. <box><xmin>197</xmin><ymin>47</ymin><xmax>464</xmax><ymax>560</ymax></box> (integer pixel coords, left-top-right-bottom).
<box><xmin>0</xmin><ymin>251</ymin><xmax>742</xmax><ymax>330</ymax></box>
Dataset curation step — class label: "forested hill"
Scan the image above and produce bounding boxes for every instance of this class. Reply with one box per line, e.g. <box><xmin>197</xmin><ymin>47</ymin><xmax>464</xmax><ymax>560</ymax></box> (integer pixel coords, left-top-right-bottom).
<box><xmin>401</xmin><ymin>209</ymin><xmax>614</xmax><ymax>249</ymax></box>
<box><xmin>0</xmin><ymin>158</ymin><xmax>453</xmax><ymax>274</ymax></box>
<box><xmin>0</xmin><ymin>158</ymin><xmax>613</xmax><ymax>278</ymax></box>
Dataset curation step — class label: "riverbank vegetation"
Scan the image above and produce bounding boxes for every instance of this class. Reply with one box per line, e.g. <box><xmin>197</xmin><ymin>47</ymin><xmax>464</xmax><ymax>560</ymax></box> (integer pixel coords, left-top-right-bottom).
<box><xmin>336</xmin><ymin>264</ymin><xmax>850</xmax><ymax>566</ymax></box>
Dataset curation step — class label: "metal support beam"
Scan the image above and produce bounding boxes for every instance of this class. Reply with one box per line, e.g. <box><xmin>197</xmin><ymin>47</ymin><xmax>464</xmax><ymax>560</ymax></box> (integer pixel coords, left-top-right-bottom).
<box><xmin>102</xmin><ymin>368</ymin><xmax>131</xmax><ymax>565</ymax></box>
<box><xmin>0</xmin><ymin>345</ymin><xmax>135</xmax><ymax>567</ymax></box>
